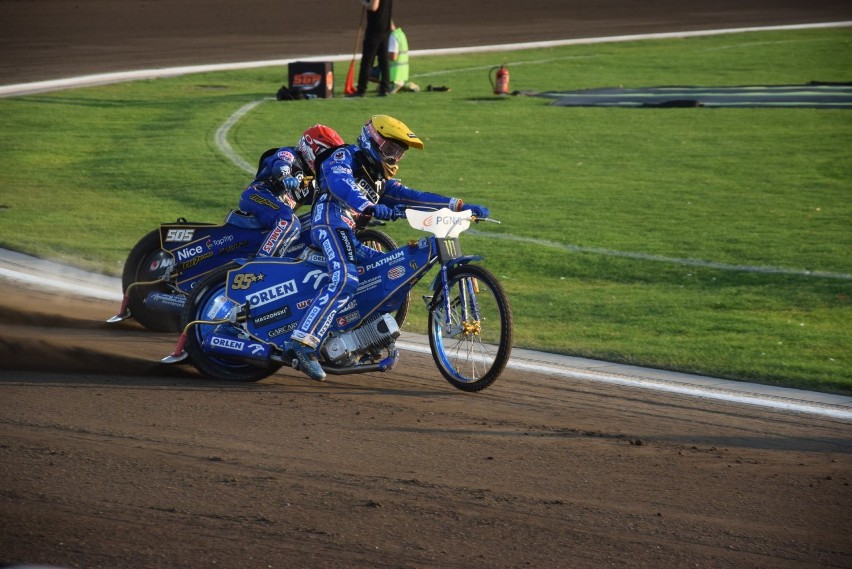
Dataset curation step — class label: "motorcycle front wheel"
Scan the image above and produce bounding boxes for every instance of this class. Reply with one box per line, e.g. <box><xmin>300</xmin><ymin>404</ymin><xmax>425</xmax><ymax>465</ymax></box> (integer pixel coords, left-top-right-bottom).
<box><xmin>181</xmin><ymin>265</ymin><xmax>282</xmax><ymax>382</ymax></box>
<box><xmin>427</xmin><ymin>264</ymin><xmax>513</xmax><ymax>392</ymax></box>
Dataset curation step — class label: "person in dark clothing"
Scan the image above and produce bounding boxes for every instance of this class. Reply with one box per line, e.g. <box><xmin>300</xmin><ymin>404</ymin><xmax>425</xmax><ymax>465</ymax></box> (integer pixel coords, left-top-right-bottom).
<box><xmin>354</xmin><ymin>0</ymin><xmax>393</xmax><ymax>96</ymax></box>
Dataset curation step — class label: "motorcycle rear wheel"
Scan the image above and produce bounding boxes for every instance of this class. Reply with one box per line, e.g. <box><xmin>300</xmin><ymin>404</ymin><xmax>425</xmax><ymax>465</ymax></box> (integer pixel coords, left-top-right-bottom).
<box><xmin>181</xmin><ymin>264</ymin><xmax>282</xmax><ymax>382</ymax></box>
<box><xmin>122</xmin><ymin>229</ymin><xmax>180</xmax><ymax>332</ymax></box>
<box><xmin>427</xmin><ymin>264</ymin><xmax>513</xmax><ymax>392</ymax></box>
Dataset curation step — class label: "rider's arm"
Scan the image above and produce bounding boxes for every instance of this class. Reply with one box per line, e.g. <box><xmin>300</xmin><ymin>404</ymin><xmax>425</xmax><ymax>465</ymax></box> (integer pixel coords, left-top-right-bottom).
<box><xmin>319</xmin><ymin>147</ymin><xmax>375</xmax><ymax>214</ymax></box>
<box><xmin>267</xmin><ymin>148</ymin><xmax>298</xmax><ymax>181</ymax></box>
<box><xmin>379</xmin><ymin>179</ymin><xmax>464</xmax><ymax>211</ymax></box>
<box><xmin>253</xmin><ymin>148</ymin><xmax>300</xmax><ymax>191</ymax></box>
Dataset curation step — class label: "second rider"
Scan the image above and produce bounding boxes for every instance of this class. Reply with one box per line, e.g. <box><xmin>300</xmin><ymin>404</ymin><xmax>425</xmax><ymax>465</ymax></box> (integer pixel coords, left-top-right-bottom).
<box><xmin>239</xmin><ymin>125</ymin><xmax>345</xmax><ymax>258</ymax></box>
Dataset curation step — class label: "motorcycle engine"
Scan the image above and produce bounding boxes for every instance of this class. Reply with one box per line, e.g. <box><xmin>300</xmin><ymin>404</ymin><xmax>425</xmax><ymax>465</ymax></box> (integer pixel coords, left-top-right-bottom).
<box><xmin>321</xmin><ymin>313</ymin><xmax>400</xmax><ymax>366</ymax></box>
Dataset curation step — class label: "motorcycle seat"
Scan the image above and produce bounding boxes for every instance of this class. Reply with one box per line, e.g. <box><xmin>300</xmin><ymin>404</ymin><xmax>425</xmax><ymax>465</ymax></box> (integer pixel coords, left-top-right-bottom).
<box><xmin>297</xmin><ymin>247</ymin><xmax>327</xmax><ymax>267</ymax></box>
<box><xmin>224</xmin><ymin>209</ymin><xmax>266</xmax><ymax>229</ymax></box>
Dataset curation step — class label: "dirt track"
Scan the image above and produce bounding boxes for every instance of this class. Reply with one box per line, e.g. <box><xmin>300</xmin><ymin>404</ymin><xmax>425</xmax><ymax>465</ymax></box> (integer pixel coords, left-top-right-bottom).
<box><xmin>2</xmin><ymin>283</ymin><xmax>851</xmax><ymax>568</ymax></box>
<box><xmin>2</xmin><ymin>2</ymin><xmax>852</xmax><ymax>568</ymax></box>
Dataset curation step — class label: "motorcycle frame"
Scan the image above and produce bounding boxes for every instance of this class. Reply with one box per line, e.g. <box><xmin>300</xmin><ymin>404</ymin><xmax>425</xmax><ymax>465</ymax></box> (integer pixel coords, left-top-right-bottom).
<box><xmin>205</xmin><ymin>231</ymin><xmax>482</xmax><ymax>358</ymax></box>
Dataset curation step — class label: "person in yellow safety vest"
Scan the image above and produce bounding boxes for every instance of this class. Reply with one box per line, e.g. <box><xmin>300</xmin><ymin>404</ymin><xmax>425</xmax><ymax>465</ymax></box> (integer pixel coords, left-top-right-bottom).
<box><xmin>370</xmin><ymin>21</ymin><xmax>419</xmax><ymax>94</ymax></box>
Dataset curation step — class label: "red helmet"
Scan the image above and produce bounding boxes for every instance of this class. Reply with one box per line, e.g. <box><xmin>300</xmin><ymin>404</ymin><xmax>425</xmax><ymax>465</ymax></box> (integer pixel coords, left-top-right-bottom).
<box><xmin>297</xmin><ymin>124</ymin><xmax>344</xmax><ymax>173</ymax></box>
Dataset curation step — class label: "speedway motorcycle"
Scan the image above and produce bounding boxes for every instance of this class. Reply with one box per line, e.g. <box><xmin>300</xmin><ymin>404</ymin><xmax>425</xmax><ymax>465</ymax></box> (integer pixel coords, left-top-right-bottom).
<box><xmin>162</xmin><ymin>207</ymin><xmax>513</xmax><ymax>392</ymax></box>
<box><xmin>106</xmin><ymin>211</ymin><xmax>402</xmax><ymax>333</ymax></box>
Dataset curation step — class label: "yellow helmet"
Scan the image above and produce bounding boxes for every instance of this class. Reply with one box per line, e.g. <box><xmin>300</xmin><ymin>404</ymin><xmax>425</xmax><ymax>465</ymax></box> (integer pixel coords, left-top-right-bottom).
<box><xmin>358</xmin><ymin>115</ymin><xmax>423</xmax><ymax>178</ymax></box>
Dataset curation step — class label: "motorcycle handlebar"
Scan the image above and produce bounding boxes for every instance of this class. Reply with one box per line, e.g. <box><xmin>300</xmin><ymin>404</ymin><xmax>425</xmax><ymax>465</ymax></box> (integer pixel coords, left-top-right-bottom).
<box><xmin>365</xmin><ymin>205</ymin><xmax>500</xmax><ymax>224</ymax></box>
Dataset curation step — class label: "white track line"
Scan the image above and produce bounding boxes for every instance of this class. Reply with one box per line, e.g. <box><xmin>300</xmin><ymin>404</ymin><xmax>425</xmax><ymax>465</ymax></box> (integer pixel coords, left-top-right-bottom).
<box><xmin>213</xmin><ymin>98</ymin><xmax>273</xmax><ymax>174</ymax></box>
<box><xmin>2</xmin><ymin>21</ymin><xmax>850</xmax><ymax>96</ymax></box>
<box><xmin>469</xmin><ymin>231</ymin><xmax>852</xmax><ymax>280</ymax></box>
<box><xmin>2</xmin><ymin>247</ymin><xmax>850</xmax><ymax>420</ymax></box>
<box><xmin>396</xmin><ymin>341</ymin><xmax>852</xmax><ymax>420</ymax></box>
<box><xmin>0</xmin><ymin>268</ymin><xmax>120</xmax><ymax>301</ymax></box>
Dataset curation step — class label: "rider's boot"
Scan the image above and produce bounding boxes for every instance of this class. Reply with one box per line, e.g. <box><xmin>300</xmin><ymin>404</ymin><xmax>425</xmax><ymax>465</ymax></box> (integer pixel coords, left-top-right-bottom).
<box><xmin>292</xmin><ymin>341</ymin><xmax>326</xmax><ymax>382</ymax></box>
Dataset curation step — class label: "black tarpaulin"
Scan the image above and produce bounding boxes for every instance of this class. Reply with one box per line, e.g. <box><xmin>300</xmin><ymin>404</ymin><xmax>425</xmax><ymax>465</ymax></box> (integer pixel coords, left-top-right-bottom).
<box><xmin>538</xmin><ymin>82</ymin><xmax>852</xmax><ymax>108</ymax></box>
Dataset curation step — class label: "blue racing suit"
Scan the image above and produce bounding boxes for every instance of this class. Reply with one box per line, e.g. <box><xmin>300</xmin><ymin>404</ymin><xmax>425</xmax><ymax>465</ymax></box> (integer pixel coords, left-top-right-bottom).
<box><xmin>239</xmin><ymin>147</ymin><xmax>316</xmax><ymax>257</ymax></box>
<box><xmin>290</xmin><ymin>144</ymin><xmax>463</xmax><ymax>350</ymax></box>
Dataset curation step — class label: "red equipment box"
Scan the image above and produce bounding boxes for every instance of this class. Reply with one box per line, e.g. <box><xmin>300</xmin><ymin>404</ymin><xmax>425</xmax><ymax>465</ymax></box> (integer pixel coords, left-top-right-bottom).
<box><xmin>288</xmin><ymin>61</ymin><xmax>334</xmax><ymax>99</ymax></box>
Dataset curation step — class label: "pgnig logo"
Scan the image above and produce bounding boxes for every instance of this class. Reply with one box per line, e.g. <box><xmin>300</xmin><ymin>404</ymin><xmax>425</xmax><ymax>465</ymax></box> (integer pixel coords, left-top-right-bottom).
<box><xmin>423</xmin><ymin>215</ymin><xmax>459</xmax><ymax>227</ymax></box>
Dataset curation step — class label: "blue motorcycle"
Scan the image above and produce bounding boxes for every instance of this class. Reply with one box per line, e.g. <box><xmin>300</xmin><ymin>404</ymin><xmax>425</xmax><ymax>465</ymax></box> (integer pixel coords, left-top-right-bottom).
<box><xmin>107</xmin><ymin>211</ymin><xmax>402</xmax><ymax>333</ymax></box>
<box><xmin>163</xmin><ymin>208</ymin><xmax>513</xmax><ymax>392</ymax></box>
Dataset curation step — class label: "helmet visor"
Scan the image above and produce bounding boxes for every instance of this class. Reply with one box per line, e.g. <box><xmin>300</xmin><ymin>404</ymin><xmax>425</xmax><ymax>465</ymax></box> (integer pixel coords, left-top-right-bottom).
<box><xmin>366</xmin><ymin>121</ymin><xmax>407</xmax><ymax>165</ymax></box>
<box><xmin>376</xmin><ymin>137</ymin><xmax>407</xmax><ymax>164</ymax></box>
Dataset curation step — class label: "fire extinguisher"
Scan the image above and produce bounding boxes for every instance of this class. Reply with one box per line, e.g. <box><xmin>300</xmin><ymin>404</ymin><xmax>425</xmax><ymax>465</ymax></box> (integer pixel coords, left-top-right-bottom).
<box><xmin>489</xmin><ymin>64</ymin><xmax>510</xmax><ymax>96</ymax></box>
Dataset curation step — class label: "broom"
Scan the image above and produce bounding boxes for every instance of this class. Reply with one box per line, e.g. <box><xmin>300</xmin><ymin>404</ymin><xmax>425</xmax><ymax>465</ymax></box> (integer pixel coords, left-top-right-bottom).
<box><xmin>344</xmin><ymin>7</ymin><xmax>366</xmax><ymax>95</ymax></box>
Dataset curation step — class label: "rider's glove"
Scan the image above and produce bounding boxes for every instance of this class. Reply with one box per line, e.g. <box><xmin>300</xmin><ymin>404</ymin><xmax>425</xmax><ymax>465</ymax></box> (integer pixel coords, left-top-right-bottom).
<box><xmin>281</xmin><ymin>176</ymin><xmax>299</xmax><ymax>192</ymax></box>
<box><xmin>462</xmin><ymin>203</ymin><xmax>490</xmax><ymax>218</ymax></box>
<box><xmin>368</xmin><ymin>204</ymin><xmax>396</xmax><ymax>220</ymax></box>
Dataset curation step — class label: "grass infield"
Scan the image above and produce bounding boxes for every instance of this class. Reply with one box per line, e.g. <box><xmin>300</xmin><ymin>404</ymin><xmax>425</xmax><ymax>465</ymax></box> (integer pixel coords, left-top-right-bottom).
<box><xmin>0</xmin><ymin>28</ymin><xmax>849</xmax><ymax>392</ymax></box>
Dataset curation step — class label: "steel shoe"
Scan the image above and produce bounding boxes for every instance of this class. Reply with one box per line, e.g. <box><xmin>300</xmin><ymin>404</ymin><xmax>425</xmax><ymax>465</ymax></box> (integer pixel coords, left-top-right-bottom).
<box><xmin>292</xmin><ymin>343</ymin><xmax>326</xmax><ymax>382</ymax></box>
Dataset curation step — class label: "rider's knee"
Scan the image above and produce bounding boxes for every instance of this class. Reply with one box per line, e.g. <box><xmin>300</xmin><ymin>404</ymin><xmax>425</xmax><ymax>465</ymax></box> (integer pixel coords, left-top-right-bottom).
<box><xmin>286</xmin><ymin>214</ymin><xmax>302</xmax><ymax>237</ymax></box>
<box><xmin>258</xmin><ymin>214</ymin><xmax>300</xmax><ymax>257</ymax></box>
<box><xmin>333</xmin><ymin>262</ymin><xmax>359</xmax><ymax>296</ymax></box>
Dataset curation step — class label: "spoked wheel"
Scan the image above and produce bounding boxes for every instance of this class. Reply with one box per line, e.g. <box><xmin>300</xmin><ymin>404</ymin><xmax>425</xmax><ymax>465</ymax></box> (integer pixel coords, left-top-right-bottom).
<box><xmin>427</xmin><ymin>264</ymin><xmax>513</xmax><ymax>392</ymax></box>
<box><xmin>121</xmin><ymin>229</ymin><xmax>180</xmax><ymax>332</ymax></box>
<box><xmin>181</xmin><ymin>265</ymin><xmax>282</xmax><ymax>382</ymax></box>
<box><xmin>357</xmin><ymin>228</ymin><xmax>410</xmax><ymax>328</ymax></box>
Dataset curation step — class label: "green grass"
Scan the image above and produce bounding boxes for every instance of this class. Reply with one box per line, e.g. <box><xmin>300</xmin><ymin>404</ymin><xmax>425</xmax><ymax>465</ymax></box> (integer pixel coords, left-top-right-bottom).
<box><xmin>1</xmin><ymin>28</ymin><xmax>850</xmax><ymax>392</ymax></box>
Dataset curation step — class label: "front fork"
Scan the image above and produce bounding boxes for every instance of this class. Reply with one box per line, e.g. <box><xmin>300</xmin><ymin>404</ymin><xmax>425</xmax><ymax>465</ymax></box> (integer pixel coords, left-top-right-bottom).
<box><xmin>431</xmin><ymin>261</ymin><xmax>482</xmax><ymax>337</ymax></box>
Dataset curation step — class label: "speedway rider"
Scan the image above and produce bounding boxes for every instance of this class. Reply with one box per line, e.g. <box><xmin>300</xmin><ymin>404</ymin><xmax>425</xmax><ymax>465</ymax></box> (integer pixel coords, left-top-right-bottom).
<box><xmin>239</xmin><ymin>125</ymin><xmax>345</xmax><ymax>257</ymax></box>
<box><xmin>289</xmin><ymin>114</ymin><xmax>490</xmax><ymax>381</ymax></box>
